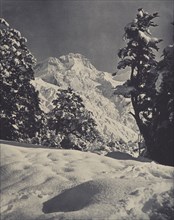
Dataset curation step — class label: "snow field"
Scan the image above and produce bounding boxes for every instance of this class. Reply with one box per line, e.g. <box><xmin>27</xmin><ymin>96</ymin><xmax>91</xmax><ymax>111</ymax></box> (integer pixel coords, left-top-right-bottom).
<box><xmin>1</xmin><ymin>141</ymin><xmax>174</xmax><ymax>220</ymax></box>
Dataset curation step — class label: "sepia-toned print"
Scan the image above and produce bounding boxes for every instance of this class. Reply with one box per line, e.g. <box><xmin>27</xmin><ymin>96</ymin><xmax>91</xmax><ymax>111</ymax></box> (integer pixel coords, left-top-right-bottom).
<box><xmin>0</xmin><ymin>0</ymin><xmax>173</xmax><ymax>219</ymax></box>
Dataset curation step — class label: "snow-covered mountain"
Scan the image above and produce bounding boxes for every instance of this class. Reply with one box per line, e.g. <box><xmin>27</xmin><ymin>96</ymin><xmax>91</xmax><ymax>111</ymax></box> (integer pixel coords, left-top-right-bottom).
<box><xmin>33</xmin><ymin>53</ymin><xmax>138</xmax><ymax>144</ymax></box>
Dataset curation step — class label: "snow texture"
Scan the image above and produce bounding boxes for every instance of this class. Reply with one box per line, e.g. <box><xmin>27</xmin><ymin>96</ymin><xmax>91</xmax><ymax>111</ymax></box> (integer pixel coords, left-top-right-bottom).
<box><xmin>1</xmin><ymin>140</ymin><xmax>174</xmax><ymax>220</ymax></box>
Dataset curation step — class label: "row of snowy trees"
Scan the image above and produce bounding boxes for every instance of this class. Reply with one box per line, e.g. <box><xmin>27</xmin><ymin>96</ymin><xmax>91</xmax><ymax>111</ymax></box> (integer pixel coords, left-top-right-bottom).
<box><xmin>116</xmin><ymin>9</ymin><xmax>174</xmax><ymax>166</ymax></box>
<box><xmin>0</xmin><ymin>18</ymin><xmax>100</xmax><ymax>151</ymax></box>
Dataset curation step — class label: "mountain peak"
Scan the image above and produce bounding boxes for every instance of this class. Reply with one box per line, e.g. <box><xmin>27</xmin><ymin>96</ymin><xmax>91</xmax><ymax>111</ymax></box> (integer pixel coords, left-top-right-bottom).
<box><xmin>62</xmin><ymin>53</ymin><xmax>85</xmax><ymax>59</ymax></box>
<box><xmin>59</xmin><ymin>53</ymin><xmax>96</xmax><ymax>70</ymax></box>
<box><xmin>35</xmin><ymin>53</ymin><xmax>96</xmax><ymax>75</ymax></box>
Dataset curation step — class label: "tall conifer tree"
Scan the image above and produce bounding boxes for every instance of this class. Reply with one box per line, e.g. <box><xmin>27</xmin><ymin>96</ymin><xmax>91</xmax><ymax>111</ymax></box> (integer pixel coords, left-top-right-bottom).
<box><xmin>0</xmin><ymin>18</ymin><xmax>43</xmax><ymax>141</ymax></box>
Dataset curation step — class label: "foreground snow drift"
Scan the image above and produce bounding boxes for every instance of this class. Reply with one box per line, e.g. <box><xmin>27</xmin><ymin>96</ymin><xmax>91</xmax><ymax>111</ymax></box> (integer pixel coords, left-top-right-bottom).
<box><xmin>1</xmin><ymin>141</ymin><xmax>174</xmax><ymax>220</ymax></box>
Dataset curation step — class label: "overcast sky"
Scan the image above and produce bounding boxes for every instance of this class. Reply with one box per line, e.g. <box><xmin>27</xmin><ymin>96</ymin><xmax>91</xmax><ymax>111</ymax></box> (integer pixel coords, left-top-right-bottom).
<box><xmin>1</xmin><ymin>0</ymin><xmax>174</xmax><ymax>72</ymax></box>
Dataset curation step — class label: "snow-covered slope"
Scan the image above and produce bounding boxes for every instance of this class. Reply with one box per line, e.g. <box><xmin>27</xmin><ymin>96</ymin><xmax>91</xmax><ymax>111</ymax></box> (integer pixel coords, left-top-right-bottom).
<box><xmin>33</xmin><ymin>53</ymin><xmax>138</xmax><ymax>144</ymax></box>
<box><xmin>1</xmin><ymin>141</ymin><xmax>174</xmax><ymax>220</ymax></box>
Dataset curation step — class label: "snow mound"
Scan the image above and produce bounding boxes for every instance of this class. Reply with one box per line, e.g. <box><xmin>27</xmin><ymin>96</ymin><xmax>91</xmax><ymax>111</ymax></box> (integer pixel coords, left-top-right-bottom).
<box><xmin>106</xmin><ymin>151</ymin><xmax>136</xmax><ymax>160</ymax></box>
<box><xmin>1</xmin><ymin>141</ymin><xmax>174</xmax><ymax>220</ymax></box>
<box><xmin>43</xmin><ymin>179</ymin><xmax>101</xmax><ymax>213</ymax></box>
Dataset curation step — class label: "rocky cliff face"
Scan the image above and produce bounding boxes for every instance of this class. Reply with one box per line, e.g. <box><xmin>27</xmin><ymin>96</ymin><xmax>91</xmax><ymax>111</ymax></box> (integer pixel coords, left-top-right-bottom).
<box><xmin>33</xmin><ymin>53</ymin><xmax>138</xmax><ymax>144</ymax></box>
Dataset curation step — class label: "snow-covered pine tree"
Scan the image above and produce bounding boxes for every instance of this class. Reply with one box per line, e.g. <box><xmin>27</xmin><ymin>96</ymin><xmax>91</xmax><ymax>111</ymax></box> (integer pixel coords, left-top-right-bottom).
<box><xmin>116</xmin><ymin>9</ymin><xmax>163</xmax><ymax>162</ymax></box>
<box><xmin>0</xmin><ymin>18</ymin><xmax>43</xmax><ymax>141</ymax></box>
<box><xmin>47</xmin><ymin>87</ymin><xmax>100</xmax><ymax>150</ymax></box>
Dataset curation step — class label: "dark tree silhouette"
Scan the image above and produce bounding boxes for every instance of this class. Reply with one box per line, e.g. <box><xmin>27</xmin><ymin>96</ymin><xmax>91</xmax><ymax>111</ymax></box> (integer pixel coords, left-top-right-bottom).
<box><xmin>151</xmin><ymin>43</ymin><xmax>174</xmax><ymax>165</ymax></box>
